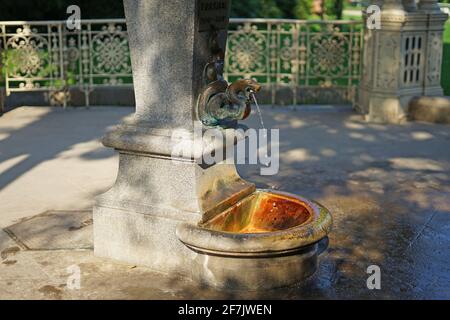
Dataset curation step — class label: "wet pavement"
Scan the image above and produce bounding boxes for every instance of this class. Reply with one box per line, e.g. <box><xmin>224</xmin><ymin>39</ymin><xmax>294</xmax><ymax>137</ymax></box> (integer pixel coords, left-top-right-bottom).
<box><xmin>0</xmin><ymin>106</ymin><xmax>449</xmax><ymax>299</ymax></box>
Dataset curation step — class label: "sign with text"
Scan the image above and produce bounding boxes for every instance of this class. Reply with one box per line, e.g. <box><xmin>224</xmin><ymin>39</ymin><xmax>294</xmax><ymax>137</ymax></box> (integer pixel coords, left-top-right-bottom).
<box><xmin>198</xmin><ymin>0</ymin><xmax>230</xmax><ymax>32</ymax></box>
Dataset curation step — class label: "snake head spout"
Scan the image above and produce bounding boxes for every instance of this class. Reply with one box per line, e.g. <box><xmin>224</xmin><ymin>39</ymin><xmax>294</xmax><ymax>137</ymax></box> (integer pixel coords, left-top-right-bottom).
<box><xmin>235</xmin><ymin>79</ymin><xmax>262</xmax><ymax>99</ymax></box>
<box><xmin>227</xmin><ymin>79</ymin><xmax>262</xmax><ymax>120</ymax></box>
<box><xmin>198</xmin><ymin>78</ymin><xmax>262</xmax><ymax>127</ymax></box>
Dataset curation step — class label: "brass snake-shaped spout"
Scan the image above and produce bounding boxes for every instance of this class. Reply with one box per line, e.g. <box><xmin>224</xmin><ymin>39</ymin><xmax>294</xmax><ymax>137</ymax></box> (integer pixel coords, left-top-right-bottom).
<box><xmin>197</xmin><ymin>78</ymin><xmax>262</xmax><ymax>127</ymax></box>
<box><xmin>197</xmin><ymin>31</ymin><xmax>261</xmax><ymax>127</ymax></box>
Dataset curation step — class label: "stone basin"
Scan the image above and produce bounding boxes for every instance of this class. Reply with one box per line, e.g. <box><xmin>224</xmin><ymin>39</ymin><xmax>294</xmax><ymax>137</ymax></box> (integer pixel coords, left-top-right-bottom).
<box><xmin>176</xmin><ymin>190</ymin><xmax>333</xmax><ymax>290</ymax></box>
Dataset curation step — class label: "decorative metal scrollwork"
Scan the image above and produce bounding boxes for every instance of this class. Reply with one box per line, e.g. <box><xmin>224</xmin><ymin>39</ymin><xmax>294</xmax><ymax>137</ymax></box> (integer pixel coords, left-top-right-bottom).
<box><xmin>309</xmin><ymin>34</ymin><xmax>348</xmax><ymax>77</ymax></box>
<box><xmin>227</xmin><ymin>23</ymin><xmax>266</xmax><ymax>74</ymax></box>
<box><xmin>5</xmin><ymin>25</ymin><xmax>49</xmax><ymax>89</ymax></box>
<box><xmin>92</xmin><ymin>24</ymin><xmax>131</xmax><ymax>84</ymax></box>
<box><xmin>0</xmin><ymin>19</ymin><xmax>363</xmax><ymax>107</ymax></box>
<box><xmin>224</xmin><ymin>19</ymin><xmax>363</xmax><ymax>105</ymax></box>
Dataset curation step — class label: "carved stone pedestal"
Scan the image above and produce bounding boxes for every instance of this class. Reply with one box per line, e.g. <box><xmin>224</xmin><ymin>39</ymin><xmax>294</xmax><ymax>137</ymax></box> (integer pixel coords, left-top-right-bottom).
<box><xmin>93</xmin><ymin>0</ymin><xmax>256</xmax><ymax>276</ymax></box>
<box><xmin>358</xmin><ymin>0</ymin><xmax>447</xmax><ymax>123</ymax></box>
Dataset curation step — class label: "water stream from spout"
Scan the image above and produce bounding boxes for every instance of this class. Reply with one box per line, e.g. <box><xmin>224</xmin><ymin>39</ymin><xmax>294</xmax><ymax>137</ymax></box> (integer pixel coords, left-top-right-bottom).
<box><xmin>251</xmin><ymin>93</ymin><xmax>269</xmax><ymax>169</ymax></box>
<box><xmin>251</xmin><ymin>93</ymin><xmax>266</xmax><ymax>136</ymax></box>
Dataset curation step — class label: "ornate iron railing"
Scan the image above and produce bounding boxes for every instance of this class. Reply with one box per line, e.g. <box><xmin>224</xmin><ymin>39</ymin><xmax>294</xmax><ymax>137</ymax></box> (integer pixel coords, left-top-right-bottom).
<box><xmin>0</xmin><ymin>19</ymin><xmax>131</xmax><ymax>106</ymax></box>
<box><xmin>225</xmin><ymin>19</ymin><xmax>363</xmax><ymax>105</ymax></box>
<box><xmin>0</xmin><ymin>18</ymin><xmax>363</xmax><ymax>106</ymax></box>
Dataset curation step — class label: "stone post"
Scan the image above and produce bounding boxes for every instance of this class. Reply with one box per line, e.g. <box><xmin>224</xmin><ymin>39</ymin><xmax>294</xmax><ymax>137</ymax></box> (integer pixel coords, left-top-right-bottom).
<box><xmin>93</xmin><ymin>0</ymin><xmax>255</xmax><ymax>275</ymax></box>
<box><xmin>402</xmin><ymin>0</ymin><xmax>417</xmax><ymax>11</ymax></box>
<box><xmin>419</xmin><ymin>0</ymin><xmax>447</xmax><ymax>96</ymax></box>
<box><xmin>418</xmin><ymin>0</ymin><xmax>441</xmax><ymax>12</ymax></box>
<box><xmin>357</xmin><ymin>0</ymin><xmax>446</xmax><ymax>123</ymax></box>
<box><xmin>383</xmin><ymin>0</ymin><xmax>404</xmax><ymax>10</ymax></box>
<box><xmin>359</xmin><ymin>0</ymin><xmax>407</xmax><ymax>123</ymax></box>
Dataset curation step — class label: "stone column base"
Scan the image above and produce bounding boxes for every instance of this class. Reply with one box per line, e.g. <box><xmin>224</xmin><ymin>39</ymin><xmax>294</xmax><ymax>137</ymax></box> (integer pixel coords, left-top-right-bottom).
<box><xmin>357</xmin><ymin>88</ymin><xmax>412</xmax><ymax>124</ymax></box>
<box><xmin>363</xmin><ymin>93</ymin><xmax>408</xmax><ymax>124</ymax></box>
<box><xmin>93</xmin><ymin>205</ymin><xmax>196</xmax><ymax>276</ymax></box>
<box><xmin>424</xmin><ymin>86</ymin><xmax>445</xmax><ymax>97</ymax></box>
<box><xmin>93</xmin><ymin>142</ymin><xmax>255</xmax><ymax>275</ymax></box>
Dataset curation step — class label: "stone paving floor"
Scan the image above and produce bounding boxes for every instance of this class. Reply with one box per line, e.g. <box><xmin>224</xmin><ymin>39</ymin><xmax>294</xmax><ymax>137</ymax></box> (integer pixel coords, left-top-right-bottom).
<box><xmin>0</xmin><ymin>105</ymin><xmax>449</xmax><ymax>299</ymax></box>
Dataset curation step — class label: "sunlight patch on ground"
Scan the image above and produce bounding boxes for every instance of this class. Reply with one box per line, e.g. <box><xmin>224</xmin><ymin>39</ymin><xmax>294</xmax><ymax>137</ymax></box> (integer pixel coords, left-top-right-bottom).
<box><xmin>345</xmin><ymin>122</ymin><xmax>366</xmax><ymax>130</ymax></box>
<box><xmin>0</xmin><ymin>133</ymin><xmax>10</xmax><ymax>142</ymax></box>
<box><xmin>366</xmin><ymin>123</ymin><xmax>388</xmax><ymax>131</ymax></box>
<box><xmin>284</xmin><ymin>148</ymin><xmax>319</xmax><ymax>163</ymax></box>
<box><xmin>320</xmin><ymin>148</ymin><xmax>336</xmax><ymax>157</ymax></box>
<box><xmin>390</xmin><ymin>158</ymin><xmax>446</xmax><ymax>172</ymax></box>
<box><xmin>349</xmin><ymin>132</ymin><xmax>376</xmax><ymax>142</ymax></box>
<box><xmin>411</xmin><ymin>131</ymin><xmax>434</xmax><ymax>141</ymax></box>
<box><xmin>0</xmin><ymin>107</ymin><xmax>52</xmax><ymax>133</ymax></box>
<box><xmin>0</xmin><ymin>154</ymin><xmax>29</xmax><ymax>175</ymax></box>
<box><xmin>288</xmin><ymin>119</ymin><xmax>306</xmax><ymax>129</ymax></box>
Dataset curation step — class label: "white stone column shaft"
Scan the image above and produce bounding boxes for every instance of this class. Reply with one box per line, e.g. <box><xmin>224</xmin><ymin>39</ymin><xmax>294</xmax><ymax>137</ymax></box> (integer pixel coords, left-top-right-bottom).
<box><xmin>358</xmin><ymin>0</ymin><xmax>447</xmax><ymax>123</ymax></box>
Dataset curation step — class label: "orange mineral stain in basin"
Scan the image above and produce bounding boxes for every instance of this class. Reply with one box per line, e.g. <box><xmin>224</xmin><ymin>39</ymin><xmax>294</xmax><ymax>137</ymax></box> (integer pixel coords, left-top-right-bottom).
<box><xmin>202</xmin><ymin>191</ymin><xmax>313</xmax><ymax>234</ymax></box>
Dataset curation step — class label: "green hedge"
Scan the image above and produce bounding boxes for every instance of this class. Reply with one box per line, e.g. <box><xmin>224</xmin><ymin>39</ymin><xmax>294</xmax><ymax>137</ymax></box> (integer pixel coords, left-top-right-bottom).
<box><xmin>442</xmin><ymin>21</ymin><xmax>450</xmax><ymax>96</ymax></box>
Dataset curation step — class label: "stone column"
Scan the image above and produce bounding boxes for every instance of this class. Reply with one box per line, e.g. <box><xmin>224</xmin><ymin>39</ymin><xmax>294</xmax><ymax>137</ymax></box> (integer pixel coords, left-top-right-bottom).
<box><xmin>419</xmin><ymin>0</ymin><xmax>447</xmax><ymax>96</ymax></box>
<box><xmin>359</xmin><ymin>0</ymin><xmax>407</xmax><ymax>123</ymax></box>
<box><xmin>358</xmin><ymin>0</ymin><xmax>447</xmax><ymax>123</ymax></box>
<box><xmin>418</xmin><ymin>0</ymin><xmax>441</xmax><ymax>12</ymax></box>
<box><xmin>93</xmin><ymin>0</ymin><xmax>255</xmax><ymax>275</ymax></box>
<box><xmin>383</xmin><ymin>0</ymin><xmax>404</xmax><ymax>10</ymax></box>
<box><xmin>358</xmin><ymin>0</ymin><xmax>432</xmax><ymax>123</ymax></box>
<box><xmin>402</xmin><ymin>0</ymin><xmax>417</xmax><ymax>11</ymax></box>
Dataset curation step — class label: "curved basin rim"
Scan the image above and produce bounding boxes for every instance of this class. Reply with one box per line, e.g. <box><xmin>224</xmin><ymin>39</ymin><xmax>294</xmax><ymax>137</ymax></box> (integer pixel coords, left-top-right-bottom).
<box><xmin>178</xmin><ymin>238</ymin><xmax>319</xmax><ymax>258</ymax></box>
<box><xmin>176</xmin><ymin>190</ymin><xmax>333</xmax><ymax>254</ymax></box>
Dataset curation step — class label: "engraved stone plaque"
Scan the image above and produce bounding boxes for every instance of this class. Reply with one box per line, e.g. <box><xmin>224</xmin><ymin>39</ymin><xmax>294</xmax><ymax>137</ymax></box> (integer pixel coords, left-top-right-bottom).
<box><xmin>198</xmin><ymin>0</ymin><xmax>231</xmax><ymax>32</ymax></box>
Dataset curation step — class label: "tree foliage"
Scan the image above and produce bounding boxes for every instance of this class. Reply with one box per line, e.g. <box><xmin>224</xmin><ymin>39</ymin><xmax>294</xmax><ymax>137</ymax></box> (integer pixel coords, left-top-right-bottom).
<box><xmin>0</xmin><ymin>0</ymin><xmax>125</xmax><ymax>20</ymax></box>
<box><xmin>0</xmin><ymin>0</ymin><xmax>347</xmax><ymax>21</ymax></box>
<box><xmin>231</xmin><ymin>0</ymin><xmax>285</xmax><ymax>18</ymax></box>
<box><xmin>294</xmin><ymin>0</ymin><xmax>313</xmax><ymax>20</ymax></box>
<box><xmin>231</xmin><ymin>0</ymin><xmax>344</xmax><ymax>20</ymax></box>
